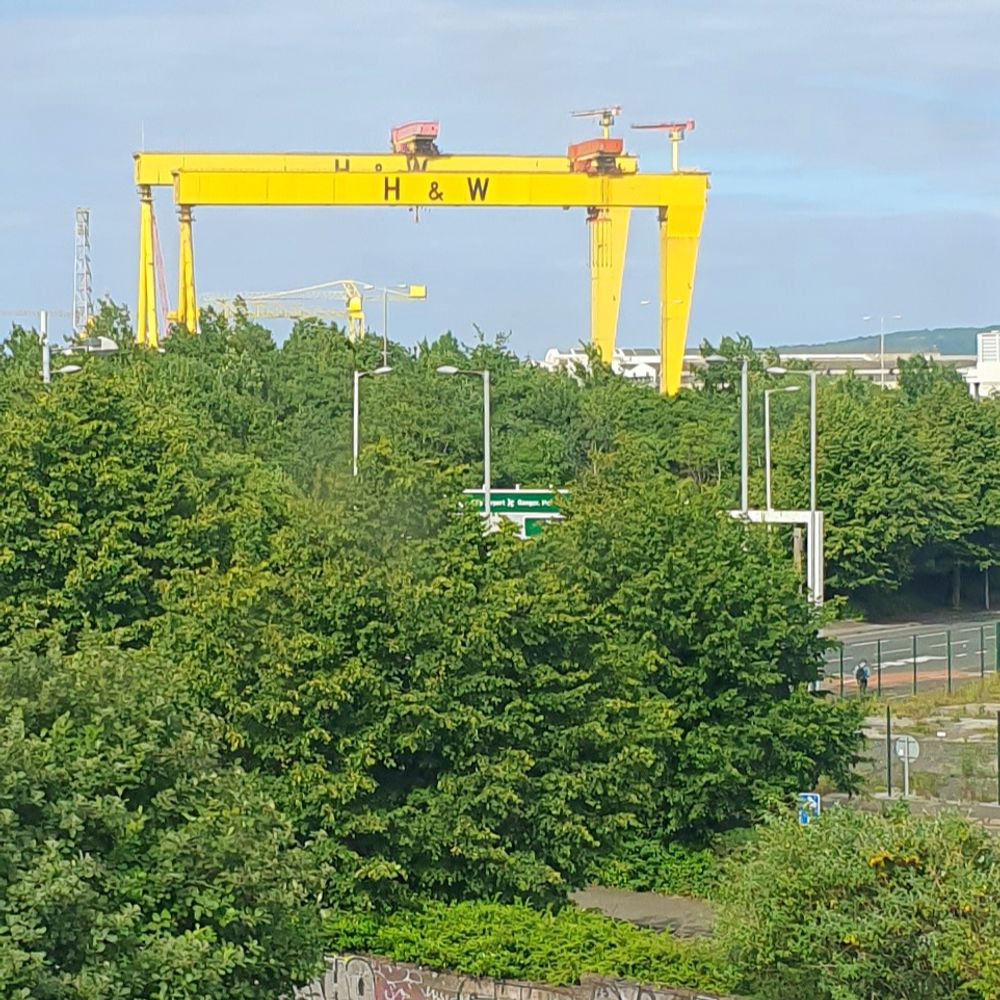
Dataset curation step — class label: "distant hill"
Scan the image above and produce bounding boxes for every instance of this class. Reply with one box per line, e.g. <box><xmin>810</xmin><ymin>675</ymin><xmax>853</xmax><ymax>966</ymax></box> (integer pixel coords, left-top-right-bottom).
<box><xmin>778</xmin><ymin>326</ymin><xmax>999</xmax><ymax>357</ymax></box>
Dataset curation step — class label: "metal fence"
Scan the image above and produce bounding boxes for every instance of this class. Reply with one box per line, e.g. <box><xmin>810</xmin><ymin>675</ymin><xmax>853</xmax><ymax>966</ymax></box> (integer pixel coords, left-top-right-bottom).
<box><xmin>854</xmin><ymin>705</ymin><xmax>1000</xmax><ymax>806</ymax></box>
<box><xmin>824</xmin><ymin>623</ymin><xmax>1000</xmax><ymax>699</ymax></box>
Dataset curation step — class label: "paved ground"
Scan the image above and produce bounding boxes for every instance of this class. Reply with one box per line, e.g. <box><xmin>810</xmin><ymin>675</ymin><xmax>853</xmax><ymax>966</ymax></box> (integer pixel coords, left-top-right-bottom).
<box><xmin>570</xmin><ymin>887</ymin><xmax>715</xmax><ymax>938</ymax></box>
<box><xmin>823</xmin><ymin>610</ymin><xmax>1000</xmax><ymax>642</ymax></box>
<box><xmin>821</xmin><ymin>613</ymin><xmax>1000</xmax><ymax>699</ymax></box>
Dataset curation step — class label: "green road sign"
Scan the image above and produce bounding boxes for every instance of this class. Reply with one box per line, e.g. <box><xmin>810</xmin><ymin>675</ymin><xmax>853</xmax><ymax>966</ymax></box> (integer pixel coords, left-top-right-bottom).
<box><xmin>463</xmin><ymin>488</ymin><xmax>565</xmax><ymax>515</ymax></box>
<box><xmin>523</xmin><ymin>517</ymin><xmax>548</xmax><ymax>538</ymax></box>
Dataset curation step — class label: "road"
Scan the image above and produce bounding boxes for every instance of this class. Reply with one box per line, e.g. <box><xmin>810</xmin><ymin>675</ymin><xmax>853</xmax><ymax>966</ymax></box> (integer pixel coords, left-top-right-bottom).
<box><xmin>821</xmin><ymin>613</ymin><xmax>1000</xmax><ymax>698</ymax></box>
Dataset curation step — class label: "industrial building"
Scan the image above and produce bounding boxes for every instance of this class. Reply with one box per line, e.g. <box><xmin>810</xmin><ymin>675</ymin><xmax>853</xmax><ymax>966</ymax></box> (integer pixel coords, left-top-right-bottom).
<box><xmin>539</xmin><ymin>345</ymin><xmax>978</xmax><ymax>390</ymax></box>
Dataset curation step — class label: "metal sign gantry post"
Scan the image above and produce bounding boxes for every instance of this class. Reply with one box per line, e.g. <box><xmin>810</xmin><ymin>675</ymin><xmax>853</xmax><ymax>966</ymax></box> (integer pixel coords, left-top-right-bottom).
<box><xmin>133</xmin><ymin>128</ymin><xmax>708</xmax><ymax>394</ymax></box>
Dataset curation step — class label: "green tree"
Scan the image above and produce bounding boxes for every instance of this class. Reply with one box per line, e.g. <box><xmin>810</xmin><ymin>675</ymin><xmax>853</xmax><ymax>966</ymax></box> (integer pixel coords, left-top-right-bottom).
<box><xmin>0</xmin><ymin>639</ymin><xmax>325</xmax><ymax>999</ymax></box>
<box><xmin>897</xmin><ymin>353</ymin><xmax>965</xmax><ymax>401</ymax></box>
<box><xmin>157</xmin><ymin>456</ymin><xmax>664</xmax><ymax>907</ymax></box>
<box><xmin>534</xmin><ymin>440</ymin><xmax>863</xmax><ymax>841</ymax></box>
<box><xmin>0</xmin><ymin>358</ymin><xmax>296</xmax><ymax>647</ymax></box>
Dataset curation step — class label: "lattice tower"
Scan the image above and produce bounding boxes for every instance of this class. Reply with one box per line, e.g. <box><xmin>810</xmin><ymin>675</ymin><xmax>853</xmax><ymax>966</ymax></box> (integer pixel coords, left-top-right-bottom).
<box><xmin>73</xmin><ymin>208</ymin><xmax>94</xmax><ymax>335</ymax></box>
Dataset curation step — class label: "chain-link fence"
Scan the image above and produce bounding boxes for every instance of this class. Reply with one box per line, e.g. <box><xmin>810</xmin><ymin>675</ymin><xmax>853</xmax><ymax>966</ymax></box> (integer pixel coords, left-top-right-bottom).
<box><xmin>824</xmin><ymin>623</ymin><xmax>1000</xmax><ymax>699</ymax></box>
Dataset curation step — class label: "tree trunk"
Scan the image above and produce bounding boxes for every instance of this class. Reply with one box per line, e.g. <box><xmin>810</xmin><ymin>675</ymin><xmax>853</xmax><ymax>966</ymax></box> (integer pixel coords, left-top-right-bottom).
<box><xmin>952</xmin><ymin>563</ymin><xmax>962</xmax><ymax>610</ymax></box>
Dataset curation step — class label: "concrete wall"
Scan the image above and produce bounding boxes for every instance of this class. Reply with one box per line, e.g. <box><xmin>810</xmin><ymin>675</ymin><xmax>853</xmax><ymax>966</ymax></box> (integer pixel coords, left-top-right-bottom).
<box><xmin>293</xmin><ymin>955</ymin><xmax>729</xmax><ymax>1000</ymax></box>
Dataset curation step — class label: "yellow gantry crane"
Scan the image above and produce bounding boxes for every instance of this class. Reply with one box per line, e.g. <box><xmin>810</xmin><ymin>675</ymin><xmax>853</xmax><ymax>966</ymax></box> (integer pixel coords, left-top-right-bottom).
<box><xmin>133</xmin><ymin>115</ymin><xmax>708</xmax><ymax>394</ymax></box>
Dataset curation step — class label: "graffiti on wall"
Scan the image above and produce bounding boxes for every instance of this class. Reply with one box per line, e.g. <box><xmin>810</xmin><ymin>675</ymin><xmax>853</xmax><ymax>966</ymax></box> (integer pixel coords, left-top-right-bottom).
<box><xmin>293</xmin><ymin>955</ymin><xmax>725</xmax><ymax>1000</ymax></box>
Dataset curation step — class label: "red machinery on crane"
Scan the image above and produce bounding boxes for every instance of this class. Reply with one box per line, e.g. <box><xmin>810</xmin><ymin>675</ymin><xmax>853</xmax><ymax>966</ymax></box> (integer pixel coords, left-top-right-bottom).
<box><xmin>568</xmin><ymin>105</ymin><xmax>624</xmax><ymax>174</ymax></box>
<box><xmin>390</xmin><ymin>121</ymin><xmax>441</xmax><ymax>157</ymax></box>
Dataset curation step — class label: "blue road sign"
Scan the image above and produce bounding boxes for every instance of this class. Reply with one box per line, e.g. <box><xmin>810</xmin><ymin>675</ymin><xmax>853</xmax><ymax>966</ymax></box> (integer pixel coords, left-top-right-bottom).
<box><xmin>798</xmin><ymin>792</ymin><xmax>822</xmax><ymax>826</ymax></box>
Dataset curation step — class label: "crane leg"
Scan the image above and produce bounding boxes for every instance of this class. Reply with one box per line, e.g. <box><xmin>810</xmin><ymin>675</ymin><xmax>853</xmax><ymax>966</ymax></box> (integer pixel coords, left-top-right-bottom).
<box><xmin>137</xmin><ymin>186</ymin><xmax>158</xmax><ymax>348</ymax></box>
<box><xmin>178</xmin><ymin>206</ymin><xmax>198</xmax><ymax>333</ymax></box>
<box><xmin>657</xmin><ymin>202</ymin><xmax>705</xmax><ymax>395</ymax></box>
<box><xmin>589</xmin><ymin>207</ymin><xmax>629</xmax><ymax>362</ymax></box>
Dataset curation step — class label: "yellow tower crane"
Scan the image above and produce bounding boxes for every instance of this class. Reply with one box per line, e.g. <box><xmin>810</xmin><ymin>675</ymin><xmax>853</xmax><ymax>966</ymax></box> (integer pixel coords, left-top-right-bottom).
<box><xmin>133</xmin><ymin>116</ymin><xmax>708</xmax><ymax>394</ymax></box>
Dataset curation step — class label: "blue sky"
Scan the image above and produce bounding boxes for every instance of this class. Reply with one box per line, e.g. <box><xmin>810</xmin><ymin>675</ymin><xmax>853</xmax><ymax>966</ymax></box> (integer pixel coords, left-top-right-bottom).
<box><xmin>1</xmin><ymin>0</ymin><xmax>997</xmax><ymax>354</ymax></box>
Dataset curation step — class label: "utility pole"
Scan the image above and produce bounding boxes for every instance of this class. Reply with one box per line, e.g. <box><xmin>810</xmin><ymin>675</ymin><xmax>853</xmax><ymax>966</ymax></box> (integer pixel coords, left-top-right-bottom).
<box><xmin>740</xmin><ymin>357</ymin><xmax>749</xmax><ymax>512</ymax></box>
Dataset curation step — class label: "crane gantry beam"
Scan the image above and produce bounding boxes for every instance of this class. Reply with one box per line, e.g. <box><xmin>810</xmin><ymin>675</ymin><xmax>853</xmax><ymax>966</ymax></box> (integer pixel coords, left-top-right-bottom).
<box><xmin>134</xmin><ymin>126</ymin><xmax>708</xmax><ymax>394</ymax></box>
<box><xmin>172</xmin><ymin>169</ymin><xmax>705</xmax><ymax>209</ymax></box>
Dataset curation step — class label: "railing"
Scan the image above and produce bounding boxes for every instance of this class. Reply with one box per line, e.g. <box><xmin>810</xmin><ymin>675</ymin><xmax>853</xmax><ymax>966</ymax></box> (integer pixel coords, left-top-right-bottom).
<box><xmin>824</xmin><ymin>623</ymin><xmax>1000</xmax><ymax>698</ymax></box>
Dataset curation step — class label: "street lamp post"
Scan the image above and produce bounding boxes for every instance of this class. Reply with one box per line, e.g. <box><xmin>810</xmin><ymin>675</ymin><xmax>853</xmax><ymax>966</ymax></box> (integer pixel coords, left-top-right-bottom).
<box><xmin>809</xmin><ymin>368</ymin><xmax>817</xmax><ymax>512</ymax></box>
<box><xmin>740</xmin><ymin>357</ymin><xmax>748</xmax><ymax>512</ymax></box>
<box><xmin>41</xmin><ymin>310</ymin><xmax>50</xmax><ymax>385</ymax></box>
<box><xmin>352</xmin><ymin>365</ymin><xmax>393</xmax><ymax>476</ymax></box>
<box><xmin>380</xmin><ymin>284</ymin><xmax>427</xmax><ymax>369</ymax></box>
<box><xmin>764</xmin><ymin>385</ymin><xmax>800</xmax><ymax>509</ymax></box>
<box><xmin>436</xmin><ymin>365</ymin><xmax>491</xmax><ymax>523</ymax></box>
<box><xmin>767</xmin><ymin>367</ymin><xmax>818</xmax><ymax>513</ymax></box>
<box><xmin>39</xmin><ymin>309</ymin><xmax>98</xmax><ymax>384</ymax></box>
<box><xmin>704</xmin><ymin>354</ymin><xmax>750</xmax><ymax>511</ymax></box>
<box><xmin>863</xmin><ymin>314</ymin><xmax>902</xmax><ymax>389</ymax></box>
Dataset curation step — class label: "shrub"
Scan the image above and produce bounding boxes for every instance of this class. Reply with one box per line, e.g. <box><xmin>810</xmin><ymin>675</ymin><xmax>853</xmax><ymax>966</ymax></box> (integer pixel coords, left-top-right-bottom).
<box><xmin>326</xmin><ymin>900</ymin><xmax>732</xmax><ymax>994</ymax></box>
<box><xmin>715</xmin><ymin>804</ymin><xmax>1000</xmax><ymax>999</ymax></box>
<box><xmin>587</xmin><ymin>838</ymin><xmax>724</xmax><ymax>899</ymax></box>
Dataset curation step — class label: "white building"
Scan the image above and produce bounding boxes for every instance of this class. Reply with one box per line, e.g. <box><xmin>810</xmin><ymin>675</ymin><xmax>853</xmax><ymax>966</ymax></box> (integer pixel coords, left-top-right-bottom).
<box><xmin>540</xmin><ymin>346</ymin><xmax>704</xmax><ymax>388</ymax></box>
<box><xmin>962</xmin><ymin>331</ymin><xmax>1000</xmax><ymax>398</ymax></box>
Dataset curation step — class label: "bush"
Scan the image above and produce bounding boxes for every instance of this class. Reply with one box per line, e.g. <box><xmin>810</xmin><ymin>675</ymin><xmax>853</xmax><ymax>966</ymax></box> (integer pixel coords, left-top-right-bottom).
<box><xmin>587</xmin><ymin>838</ymin><xmax>724</xmax><ymax>899</ymax></box>
<box><xmin>715</xmin><ymin>805</ymin><xmax>1000</xmax><ymax>999</ymax></box>
<box><xmin>326</xmin><ymin>900</ymin><xmax>732</xmax><ymax>995</ymax></box>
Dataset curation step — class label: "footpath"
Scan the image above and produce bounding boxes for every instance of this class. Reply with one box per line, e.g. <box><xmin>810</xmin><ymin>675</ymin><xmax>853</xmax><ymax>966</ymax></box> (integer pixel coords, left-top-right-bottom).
<box><xmin>570</xmin><ymin>887</ymin><xmax>714</xmax><ymax>938</ymax></box>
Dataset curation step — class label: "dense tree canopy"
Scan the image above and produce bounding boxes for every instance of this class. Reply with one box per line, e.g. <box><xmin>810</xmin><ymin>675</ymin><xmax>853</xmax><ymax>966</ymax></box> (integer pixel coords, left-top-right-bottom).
<box><xmin>20</xmin><ymin>299</ymin><xmax>996</xmax><ymax>988</ymax></box>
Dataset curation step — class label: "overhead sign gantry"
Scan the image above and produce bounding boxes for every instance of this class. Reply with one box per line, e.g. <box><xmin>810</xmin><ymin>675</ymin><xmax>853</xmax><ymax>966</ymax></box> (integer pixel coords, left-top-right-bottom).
<box><xmin>133</xmin><ymin>114</ymin><xmax>708</xmax><ymax>394</ymax></box>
